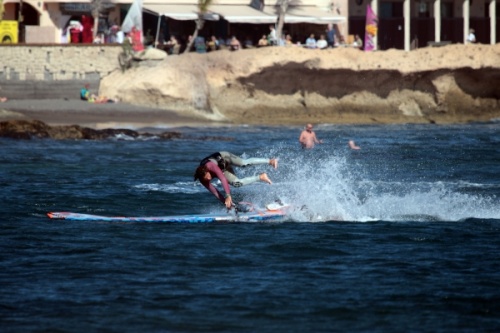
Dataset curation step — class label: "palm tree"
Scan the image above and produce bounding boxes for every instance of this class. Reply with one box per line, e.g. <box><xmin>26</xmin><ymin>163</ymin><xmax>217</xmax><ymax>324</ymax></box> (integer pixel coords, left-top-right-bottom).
<box><xmin>275</xmin><ymin>0</ymin><xmax>290</xmax><ymax>43</ymax></box>
<box><xmin>91</xmin><ymin>0</ymin><xmax>104</xmax><ymax>40</ymax></box>
<box><xmin>0</xmin><ymin>0</ymin><xmax>5</xmax><ymax>22</ymax></box>
<box><xmin>183</xmin><ymin>0</ymin><xmax>213</xmax><ymax>54</ymax></box>
<box><xmin>273</xmin><ymin>0</ymin><xmax>301</xmax><ymax>44</ymax></box>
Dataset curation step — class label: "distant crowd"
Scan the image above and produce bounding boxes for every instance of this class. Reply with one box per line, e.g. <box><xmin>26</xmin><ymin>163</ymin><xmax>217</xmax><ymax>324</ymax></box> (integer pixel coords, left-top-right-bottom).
<box><xmin>64</xmin><ymin>16</ymin><xmax>364</xmax><ymax>53</ymax></box>
<box><xmin>153</xmin><ymin>24</ymin><xmax>364</xmax><ymax>55</ymax></box>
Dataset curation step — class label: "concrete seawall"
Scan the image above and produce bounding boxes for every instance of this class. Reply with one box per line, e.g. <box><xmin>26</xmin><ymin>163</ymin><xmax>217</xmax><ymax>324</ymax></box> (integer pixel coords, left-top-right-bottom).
<box><xmin>0</xmin><ymin>45</ymin><xmax>122</xmax><ymax>99</ymax></box>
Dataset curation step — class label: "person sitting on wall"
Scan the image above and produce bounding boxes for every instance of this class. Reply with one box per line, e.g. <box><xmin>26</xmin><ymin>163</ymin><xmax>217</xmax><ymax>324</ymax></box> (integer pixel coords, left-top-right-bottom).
<box><xmin>206</xmin><ymin>35</ymin><xmax>219</xmax><ymax>51</ymax></box>
<box><xmin>305</xmin><ymin>34</ymin><xmax>317</xmax><ymax>49</ymax></box>
<box><xmin>316</xmin><ymin>34</ymin><xmax>328</xmax><ymax>49</ymax></box>
<box><xmin>353</xmin><ymin>34</ymin><xmax>363</xmax><ymax>50</ymax></box>
<box><xmin>229</xmin><ymin>36</ymin><xmax>241</xmax><ymax>51</ymax></box>
<box><xmin>258</xmin><ymin>35</ymin><xmax>268</xmax><ymax>47</ymax></box>
<box><xmin>467</xmin><ymin>29</ymin><xmax>476</xmax><ymax>44</ymax></box>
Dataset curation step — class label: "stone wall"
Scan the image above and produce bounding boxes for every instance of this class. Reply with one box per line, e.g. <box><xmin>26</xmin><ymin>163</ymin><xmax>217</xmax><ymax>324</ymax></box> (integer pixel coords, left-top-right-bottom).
<box><xmin>0</xmin><ymin>45</ymin><xmax>122</xmax><ymax>99</ymax></box>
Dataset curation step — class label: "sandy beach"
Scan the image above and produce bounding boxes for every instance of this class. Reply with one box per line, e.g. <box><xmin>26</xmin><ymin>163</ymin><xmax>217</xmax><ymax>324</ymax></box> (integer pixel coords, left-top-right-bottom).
<box><xmin>2</xmin><ymin>45</ymin><xmax>499</xmax><ymax>129</ymax></box>
<box><xmin>0</xmin><ymin>99</ymin><xmax>219</xmax><ymax>129</ymax></box>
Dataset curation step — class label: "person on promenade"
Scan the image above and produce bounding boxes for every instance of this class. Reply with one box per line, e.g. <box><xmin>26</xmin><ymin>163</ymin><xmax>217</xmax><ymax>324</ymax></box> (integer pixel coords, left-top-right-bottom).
<box><xmin>268</xmin><ymin>25</ymin><xmax>277</xmax><ymax>45</ymax></box>
<box><xmin>326</xmin><ymin>23</ymin><xmax>336</xmax><ymax>48</ymax></box>
<box><xmin>299</xmin><ymin>123</ymin><xmax>323</xmax><ymax>149</ymax></box>
<box><xmin>467</xmin><ymin>29</ymin><xmax>476</xmax><ymax>44</ymax></box>
<box><xmin>317</xmin><ymin>35</ymin><xmax>328</xmax><ymax>49</ymax></box>
<box><xmin>207</xmin><ymin>35</ymin><xmax>219</xmax><ymax>51</ymax></box>
<box><xmin>194</xmin><ymin>152</ymin><xmax>278</xmax><ymax>209</ymax></box>
<box><xmin>258</xmin><ymin>35</ymin><xmax>268</xmax><ymax>47</ymax></box>
<box><xmin>194</xmin><ymin>35</ymin><xmax>207</xmax><ymax>53</ymax></box>
<box><xmin>305</xmin><ymin>34</ymin><xmax>317</xmax><ymax>49</ymax></box>
<box><xmin>229</xmin><ymin>36</ymin><xmax>241</xmax><ymax>51</ymax></box>
<box><xmin>353</xmin><ymin>35</ymin><xmax>363</xmax><ymax>49</ymax></box>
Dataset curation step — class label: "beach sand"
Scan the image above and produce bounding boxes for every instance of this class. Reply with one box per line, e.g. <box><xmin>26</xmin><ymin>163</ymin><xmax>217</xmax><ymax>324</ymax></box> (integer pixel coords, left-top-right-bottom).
<box><xmin>2</xmin><ymin>45</ymin><xmax>499</xmax><ymax>129</ymax></box>
<box><xmin>0</xmin><ymin>99</ymin><xmax>219</xmax><ymax>130</ymax></box>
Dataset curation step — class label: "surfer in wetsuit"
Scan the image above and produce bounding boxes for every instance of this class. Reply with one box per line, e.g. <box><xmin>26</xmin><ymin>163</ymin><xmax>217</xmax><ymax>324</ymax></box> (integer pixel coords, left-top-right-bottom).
<box><xmin>194</xmin><ymin>151</ymin><xmax>278</xmax><ymax>209</ymax></box>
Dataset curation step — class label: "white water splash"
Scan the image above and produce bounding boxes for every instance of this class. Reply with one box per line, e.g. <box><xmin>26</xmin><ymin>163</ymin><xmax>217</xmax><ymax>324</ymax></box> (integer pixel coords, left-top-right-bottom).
<box><xmin>137</xmin><ymin>145</ymin><xmax>499</xmax><ymax>222</ymax></box>
<box><xmin>135</xmin><ymin>182</ymin><xmax>203</xmax><ymax>194</ymax></box>
<box><xmin>257</xmin><ymin>147</ymin><xmax>500</xmax><ymax>222</ymax></box>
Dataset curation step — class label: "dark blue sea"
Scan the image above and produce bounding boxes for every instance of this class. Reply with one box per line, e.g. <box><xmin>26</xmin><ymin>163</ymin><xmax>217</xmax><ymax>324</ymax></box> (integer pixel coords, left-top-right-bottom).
<box><xmin>1</xmin><ymin>123</ymin><xmax>500</xmax><ymax>332</ymax></box>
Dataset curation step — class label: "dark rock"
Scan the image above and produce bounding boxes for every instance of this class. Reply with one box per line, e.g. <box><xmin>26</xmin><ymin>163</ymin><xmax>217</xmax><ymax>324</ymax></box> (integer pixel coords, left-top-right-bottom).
<box><xmin>0</xmin><ymin>119</ymin><xmax>234</xmax><ymax>142</ymax></box>
<box><xmin>0</xmin><ymin>120</ymin><xmax>51</xmax><ymax>139</ymax></box>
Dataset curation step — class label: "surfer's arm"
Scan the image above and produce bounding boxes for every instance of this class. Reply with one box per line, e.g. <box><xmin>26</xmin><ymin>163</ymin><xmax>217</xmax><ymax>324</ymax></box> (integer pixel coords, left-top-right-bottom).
<box><xmin>209</xmin><ymin>165</ymin><xmax>233</xmax><ymax>209</ymax></box>
<box><xmin>204</xmin><ymin>182</ymin><xmax>232</xmax><ymax>208</ymax></box>
<box><xmin>203</xmin><ymin>163</ymin><xmax>231</xmax><ymax>202</ymax></box>
<box><xmin>203</xmin><ymin>181</ymin><xmax>226</xmax><ymax>203</ymax></box>
<box><xmin>206</xmin><ymin>163</ymin><xmax>231</xmax><ymax>195</ymax></box>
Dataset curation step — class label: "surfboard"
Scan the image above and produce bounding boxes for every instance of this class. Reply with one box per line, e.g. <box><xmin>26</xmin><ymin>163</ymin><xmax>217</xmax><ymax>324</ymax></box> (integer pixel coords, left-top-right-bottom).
<box><xmin>46</xmin><ymin>207</ymin><xmax>288</xmax><ymax>223</ymax></box>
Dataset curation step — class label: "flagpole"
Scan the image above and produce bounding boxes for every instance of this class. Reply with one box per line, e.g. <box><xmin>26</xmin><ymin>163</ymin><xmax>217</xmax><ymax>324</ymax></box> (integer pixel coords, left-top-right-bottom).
<box><xmin>371</xmin><ymin>0</ymin><xmax>378</xmax><ymax>50</ymax></box>
<box><xmin>364</xmin><ymin>3</ymin><xmax>378</xmax><ymax>51</ymax></box>
<box><xmin>154</xmin><ymin>15</ymin><xmax>161</xmax><ymax>48</ymax></box>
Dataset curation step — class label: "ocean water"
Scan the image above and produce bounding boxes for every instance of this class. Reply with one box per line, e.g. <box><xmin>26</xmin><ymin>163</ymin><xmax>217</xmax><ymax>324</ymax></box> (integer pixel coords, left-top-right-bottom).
<box><xmin>1</xmin><ymin>123</ymin><xmax>499</xmax><ymax>332</ymax></box>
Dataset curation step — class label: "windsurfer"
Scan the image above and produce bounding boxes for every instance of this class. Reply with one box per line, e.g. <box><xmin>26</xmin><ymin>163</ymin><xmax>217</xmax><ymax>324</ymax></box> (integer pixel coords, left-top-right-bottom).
<box><xmin>194</xmin><ymin>151</ymin><xmax>278</xmax><ymax>209</ymax></box>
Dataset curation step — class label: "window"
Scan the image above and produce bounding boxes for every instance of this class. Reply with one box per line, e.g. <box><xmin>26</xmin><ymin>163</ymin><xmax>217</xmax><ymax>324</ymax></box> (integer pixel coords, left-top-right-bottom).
<box><xmin>441</xmin><ymin>1</ymin><xmax>454</xmax><ymax>18</ymax></box>
<box><xmin>380</xmin><ymin>2</ymin><xmax>403</xmax><ymax>18</ymax></box>
<box><xmin>417</xmin><ymin>0</ymin><xmax>430</xmax><ymax>18</ymax></box>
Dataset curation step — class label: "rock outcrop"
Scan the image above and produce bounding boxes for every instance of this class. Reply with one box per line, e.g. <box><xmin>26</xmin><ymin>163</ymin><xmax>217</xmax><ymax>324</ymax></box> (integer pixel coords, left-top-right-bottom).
<box><xmin>100</xmin><ymin>44</ymin><xmax>500</xmax><ymax>125</ymax></box>
<box><xmin>0</xmin><ymin>120</ymin><xmax>233</xmax><ymax>141</ymax></box>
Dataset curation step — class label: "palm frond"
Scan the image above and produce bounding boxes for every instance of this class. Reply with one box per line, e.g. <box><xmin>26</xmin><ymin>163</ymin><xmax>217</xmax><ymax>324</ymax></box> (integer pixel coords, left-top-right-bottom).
<box><xmin>198</xmin><ymin>0</ymin><xmax>213</xmax><ymax>14</ymax></box>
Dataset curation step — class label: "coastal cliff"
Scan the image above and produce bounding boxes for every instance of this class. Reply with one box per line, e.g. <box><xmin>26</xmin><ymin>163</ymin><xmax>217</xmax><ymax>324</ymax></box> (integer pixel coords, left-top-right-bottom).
<box><xmin>101</xmin><ymin>44</ymin><xmax>500</xmax><ymax>125</ymax></box>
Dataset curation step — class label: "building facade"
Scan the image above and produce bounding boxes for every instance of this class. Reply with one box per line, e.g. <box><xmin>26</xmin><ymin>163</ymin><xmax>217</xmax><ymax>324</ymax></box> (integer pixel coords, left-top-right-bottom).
<box><xmin>0</xmin><ymin>0</ymin><xmax>498</xmax><ymax>49</ymax></box>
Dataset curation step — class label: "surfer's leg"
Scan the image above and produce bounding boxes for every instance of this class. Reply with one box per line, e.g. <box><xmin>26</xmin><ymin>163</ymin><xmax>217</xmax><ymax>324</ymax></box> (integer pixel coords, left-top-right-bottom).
<box><xmin>220</xmin><ymin>151</ymin><xmax>275</xmax><ymax>168</ymax></box>
<box><xmin>223</xmin><ymin>171</ymin><xmax>260</xmax><ymax>187</ymax></box>
<box><xmin>259</xmin><ymin>173</ymin><xmax>272</xmax><ymax>184</ymax></box>
<box><xmin>224</xmin><ymin>171</ymin><xmax>272</xmax><ymax>187</ymax></box>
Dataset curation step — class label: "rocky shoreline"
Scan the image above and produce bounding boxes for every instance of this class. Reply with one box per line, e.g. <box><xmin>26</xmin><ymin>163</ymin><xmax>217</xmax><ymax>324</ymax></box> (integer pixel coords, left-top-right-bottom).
<box><xmin>99</xmin><ymin>44</ymin><xmax>500</xmax><ymax>126</ymax></box>
<box><xmin>1</xmin><ymin>44</ymin><xmax>499</xmax><ymax>130</ymax></box>
<box><xmin>0</xmin><ymin>119</ymin><xmax>235</xmax><ymax>141</ymax></box>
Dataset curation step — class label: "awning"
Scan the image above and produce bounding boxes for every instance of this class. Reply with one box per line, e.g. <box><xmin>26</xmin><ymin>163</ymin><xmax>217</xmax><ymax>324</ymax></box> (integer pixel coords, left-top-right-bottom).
<box><xmin>3</xmin><ymin>0</ymin><xmax>44</xmax><ymax>13</ymax></box>
<box><xmin>43</xmin><ymin>0</ymin><xmax>91</xmax><ymax>3</ymax></box>
<box><xmin>143</xmin><ymin>4</ymin><xmax>218</xmax><ymax>21</ymax></box>
<box><xmin>210</xmin><ymin>5</ymin><xmax>276</xmax><ymax>24</ymax></box>
<box><xmin>264</xmin><ymin>6</ymin><xmax>345</xmax><ymax>24</ymax></box>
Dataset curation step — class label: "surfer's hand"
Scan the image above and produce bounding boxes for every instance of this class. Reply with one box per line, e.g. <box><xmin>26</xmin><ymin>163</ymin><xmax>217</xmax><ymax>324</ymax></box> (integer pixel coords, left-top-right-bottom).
<box><xmin>225</xmin><ymin>195</ymin><xmax>233</xmax><ymax>209</ymax></box>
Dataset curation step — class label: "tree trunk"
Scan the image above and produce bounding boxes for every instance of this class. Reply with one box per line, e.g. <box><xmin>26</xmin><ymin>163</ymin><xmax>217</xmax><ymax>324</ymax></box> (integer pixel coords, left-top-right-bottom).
<box><xmin>92</xmin><ymin>14</ymin><xmax>99</xmax><ymax>40</ymax></box>
<box><xmin>275</xmin><ymin>2</ymin><xmax>288</xmax><ymax>44</ymax></box>
<box><xmin>183</xmin><ymin>18</ymin><xmax>204</xmax><ymax>54</ymax></box>
<box><xmin>91</xmin><ymin>0</ymin><xmax>103</xmax><ymax>41</ymax></box>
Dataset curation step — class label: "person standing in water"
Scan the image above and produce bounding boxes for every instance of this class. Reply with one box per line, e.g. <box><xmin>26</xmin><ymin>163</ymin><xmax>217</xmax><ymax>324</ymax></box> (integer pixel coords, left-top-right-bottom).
<box><xmin>194</xmin><ymin>152</ymin><xmax>278</xmax><ymax>209</ymax></box>
<box><xmin>299</xmin><ymin>123</ymin><xmax>323</xmax><ymax>149</ymax></box>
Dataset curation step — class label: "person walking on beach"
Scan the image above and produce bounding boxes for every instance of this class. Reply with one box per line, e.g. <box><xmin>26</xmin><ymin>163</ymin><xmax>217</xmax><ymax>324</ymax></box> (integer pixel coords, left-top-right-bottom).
<box><xmin>299</xmin><ymin>123</ymin><xmax>323</xmax><ymax>149</ymax></box>
<box><xmin>194</xmin><ymin>152</ymin><xmax>278</xmax><ymax>209</ymax></box>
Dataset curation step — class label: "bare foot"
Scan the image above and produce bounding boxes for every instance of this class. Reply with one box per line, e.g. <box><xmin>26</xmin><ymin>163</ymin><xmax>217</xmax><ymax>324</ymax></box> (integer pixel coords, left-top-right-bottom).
<box><xmin>269</xmin><ymin>158</ymin><xmax>278</xmax><ymax>169</ymax></box>
<box><xmin>259</xmin><ymin>173</ymin><xmax>272</xmax><ymax>184</ymax></box>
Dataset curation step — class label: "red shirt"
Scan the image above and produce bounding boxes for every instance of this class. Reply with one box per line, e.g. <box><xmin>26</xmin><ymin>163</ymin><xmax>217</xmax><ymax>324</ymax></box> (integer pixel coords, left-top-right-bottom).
<box><xmin>200</xmin><ymin>161</ymin><xmax>230</xmax><ymax>203</ymax></box>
